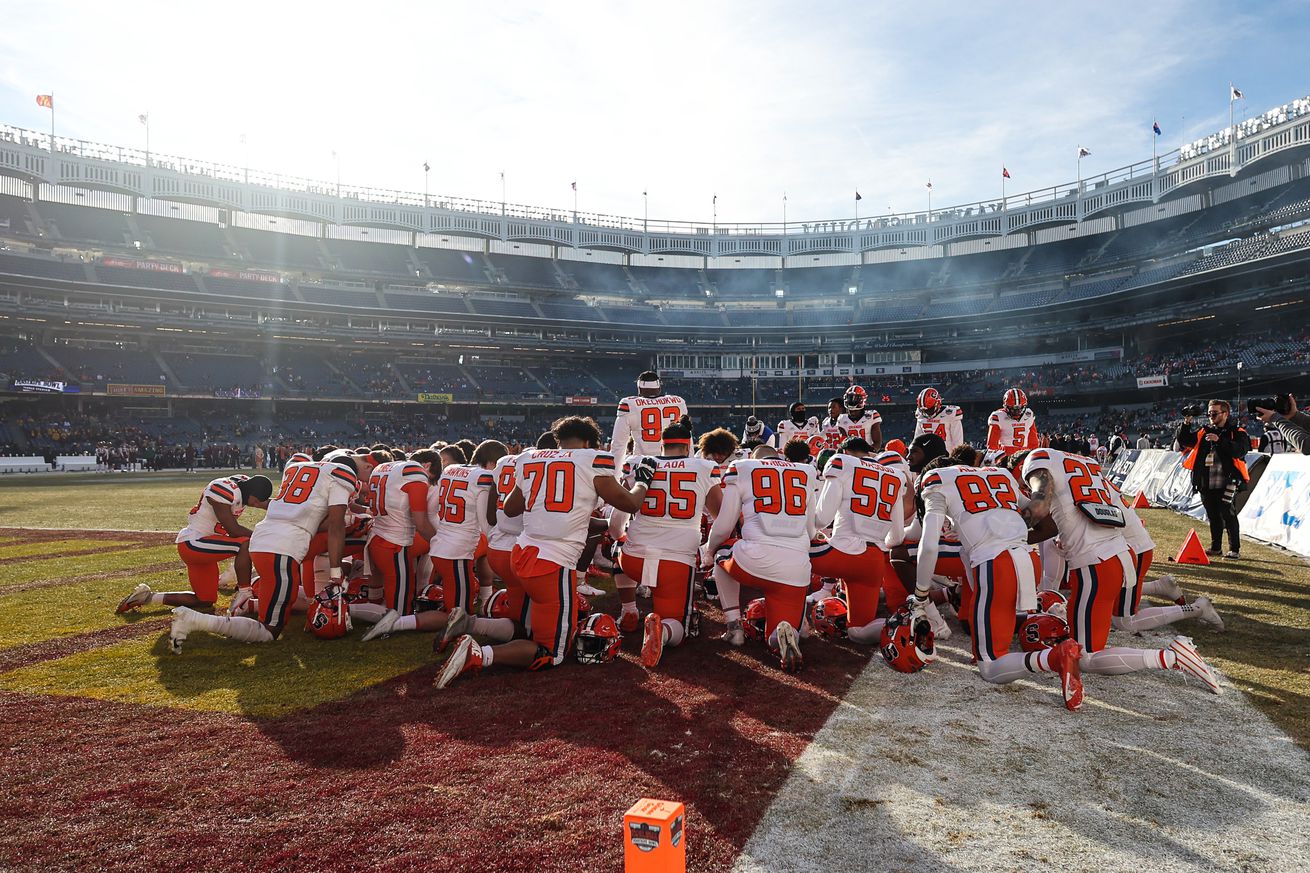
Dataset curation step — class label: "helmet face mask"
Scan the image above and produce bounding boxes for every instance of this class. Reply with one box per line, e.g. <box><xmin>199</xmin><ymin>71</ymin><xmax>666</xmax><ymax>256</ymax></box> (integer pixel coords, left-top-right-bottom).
<box><xmin>1003</xmin><ymin>388</ymin><xmax>1028</xmax><ymax>419</ymax></box>
<box><xmin>1018</xmin><ymin>612</ymin><xmax>1070</xmax><ymax>653</ymax></box>
<box><xmin>843</xmin><ymin>386</ymin><xmax>867</xmax><ymax>415</ymax></box>
<box><xmin>917</xmin><ymin>388</ymin><xmax>942</xmax><ymax>416</ymax></box>
<box><xmin>574</xmin><ymin>613</ymin><xmax>622</xmax><ymax>664</ymax></box>
<box><xmin>879</xmin><ymin>606</ymin><xmax>936</xmax><ymax>672</ymax></box>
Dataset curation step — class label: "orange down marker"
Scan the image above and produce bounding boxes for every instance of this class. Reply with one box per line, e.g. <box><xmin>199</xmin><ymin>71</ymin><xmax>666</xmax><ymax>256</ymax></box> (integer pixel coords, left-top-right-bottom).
<box><xmin>624</xmin><ymin>798</ymin><xmax>686</xmax><ymax>873</ymax></box>
<box><xmin>1173</xmin><ymin>529</ymin><xmax>1211</xmax><ymax>565</ymax></box>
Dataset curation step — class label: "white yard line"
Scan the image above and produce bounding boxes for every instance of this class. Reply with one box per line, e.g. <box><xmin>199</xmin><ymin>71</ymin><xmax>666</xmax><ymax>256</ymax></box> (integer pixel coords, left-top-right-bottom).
<box><xmin>734</xmin><ymin>624</ymin><xmax>1310</xmax><ymax>873</ymax></box>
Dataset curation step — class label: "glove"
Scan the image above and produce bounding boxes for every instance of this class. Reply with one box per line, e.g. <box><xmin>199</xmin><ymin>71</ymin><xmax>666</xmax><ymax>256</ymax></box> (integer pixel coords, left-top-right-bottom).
<box><xmin>634</xmin><ymin>457</ymin><xmax>657</xmax><ymax>486</ymax></box>
<box><xmin>904</xmin><ymin>593</ymin><xmax>928</xmax><ymax>628</ymax></box>
<box><xmin>698</xmin><ymin>544</ymin><xmax>714</xmax><ymax>569</ymax></box>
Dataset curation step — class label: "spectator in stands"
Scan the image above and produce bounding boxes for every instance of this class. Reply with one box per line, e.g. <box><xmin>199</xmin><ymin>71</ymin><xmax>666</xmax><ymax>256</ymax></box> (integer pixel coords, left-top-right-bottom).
<box><xmin>1136</xmin><ymin>433</ymin><xmax>1152</xmax><ymax>450</ymax></box>
<box><xmin>1253</xmin><ymin>394</ymin><xmax>1310</xmax><ymax>455</ymax></box>
<box><xmin>1106</xmin><ymin>428</ymin><xmax>1127</xmax><ymax>463</ymax></box>
<box><xmin>1177</xmin><ymin>400</ymin><xmax>1251</xmax><ymax>558</ymax></box>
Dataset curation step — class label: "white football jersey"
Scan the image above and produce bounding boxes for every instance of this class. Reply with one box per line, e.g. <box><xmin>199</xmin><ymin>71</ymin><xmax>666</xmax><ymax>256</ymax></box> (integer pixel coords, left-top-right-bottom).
<box><xmin>914</xmin><ymin>406</ymin><xmax>965</xmax><ymax>451</ymax></box>
<box><xmin>177</xmin><ymin>475</ymin><xmax>249</xmax><ymax>544</ymax></box>
<box><xmin>837</xmin><ymin>410</ymin><xmax>882</xmax><ymax>446</ymax></box>
<box><xmin>1104</xmin><ymin>478</ymin><xmax>1153</xmax><ymax>555</ymax></box>
<box><xmin>1020</xmin><ymin>449</ymin><xmax>1129</xmax><ymax>569</ymax></box>
<box><xmin>429</xmin><ymin>464</ymin><xmax>494</xmax><ymax>560</ymax></box>
<box><xmin>917</xmin><ymin>465</ymin><xmax>1031</xmax><ymax>566</ymax></box>
<box><xmin>364</xmin><ymin>460</ymin><xmax>430</xmax><ymax>547</ymax></box>
<box><xmin>721</xmin><ymin>457</ymin><xmax>816</xmax><ymax>550</ymax></box>
<box><xmin>620</xmin><ymin>455</ymin><xmax>721</xmax><ymax>562</ymax></box>
<box><xmin>987</xmin><ymin>408</ymin><xmax>1038</xmax><ymax>456</ymax></box>
<box><xmin>774</xmin><ymin>417</ymin><xmax>820</xmax><ymax>450</ymax></box>
<box><xmin>487</xmin><ymin>453</ymin><xmax>522</xmax><ymax>552</ymax></box>
<box><xmin>515</xmin><ymin>448</ymin><xmax>617</xmax><ymax>569</ymax></box>
<box><xmin>818</xmin><ymin>454</ymin><xmax>907</xmax><ymax>555</ymax></box>
<box><xmin>610</xmin><ymin>394</ymin><xmax>689</xmax><ymax>458</ymax></box>
<box><xmin>249</xmin><ymin>462</ymin><xmax>357</xmax><ymax>561</ymax></box>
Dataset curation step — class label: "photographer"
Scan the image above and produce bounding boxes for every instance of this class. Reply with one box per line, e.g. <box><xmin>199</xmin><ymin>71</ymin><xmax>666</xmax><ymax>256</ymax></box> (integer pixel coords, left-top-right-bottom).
<box><xmin>1177</xmin><ymin>400</ymin><xmax>1251</xmax><ymax>558</ymax></box>
<box><xmin>1251</xmin><ymin>393</ymin><xmax>1310</xmax><ymax>456</ymax></box>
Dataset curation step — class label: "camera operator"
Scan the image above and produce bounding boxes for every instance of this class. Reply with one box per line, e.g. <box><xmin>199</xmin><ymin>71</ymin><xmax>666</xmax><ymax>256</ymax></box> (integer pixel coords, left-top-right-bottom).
<box><xmin>1176</xmin><ymin>400</ymin><xmax>1251</xmax><ymax>558</ymax></box>
<box><xmin>1251</xmin><ymin>393</ymin><xmax>1310</xmax><ymax>456</ymax></box>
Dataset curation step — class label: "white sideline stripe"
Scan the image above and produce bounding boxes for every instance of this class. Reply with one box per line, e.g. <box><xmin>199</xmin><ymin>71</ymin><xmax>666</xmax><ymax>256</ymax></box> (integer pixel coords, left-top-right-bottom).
<box><xmin>0</xmin><ymin>526</ymin><xmax>175</xmax><ymax>534</ymax></box>
<box><xmin>733</xmin><ymin>626</ymin><xmax>1310</xmax><ymax>873</ymax></box>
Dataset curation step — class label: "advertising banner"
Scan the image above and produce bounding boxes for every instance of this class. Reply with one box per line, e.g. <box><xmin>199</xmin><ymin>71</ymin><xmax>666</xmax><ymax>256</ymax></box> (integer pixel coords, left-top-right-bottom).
<box><xmin>418</xmin><ymin>393</ymin><xmax>454</xmax><ymax>403</ymax></box>
<box><xmin>107</xmin><ymin>383</ymin><xmax>166</xmax><ymax>397</ymax></box>
<box><xmin>1239</xmin><ymin>453</ymin><xmax>1310</xmax><ymax>558</ymax></box>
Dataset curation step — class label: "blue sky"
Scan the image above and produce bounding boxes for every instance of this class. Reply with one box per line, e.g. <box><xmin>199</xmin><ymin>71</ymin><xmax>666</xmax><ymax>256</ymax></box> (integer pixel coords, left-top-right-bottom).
<box><xmin>0</xmin><ymin>0</ymin><xmax>1305</xmax><ymax>225</ymax></box>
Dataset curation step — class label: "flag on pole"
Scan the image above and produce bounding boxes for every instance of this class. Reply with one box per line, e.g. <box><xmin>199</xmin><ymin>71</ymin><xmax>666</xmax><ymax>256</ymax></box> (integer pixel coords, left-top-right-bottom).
<box><xmin>36</xmin><ymin>94</ymin><xmax>53</xmax><ymax>109</ymax></box>
<box><xmin>571</xmin><ymin>181</ymin><xmax>577</xmax><ymax>191</ymax></box>
<box><xmin>1153</xmin><ymin>120</ymin><xmax>1162</xmax><ymax>136</ymax></box>
<box><xmin>1002</xmin><ymin>167</ymin><xmax>1011</xmax><ymax>179</ymax></box>
<box><xmin>1230</xmin><ymin>85</ymin><xmax>1243</xmax><ymax>101</ymax></box>
<box><xmin>138</xmin><ymin>113</ymin><xmax>148</xmax><ymax>125</ymax></box>
<box><xmin>925</xmin><ymin>180</ymin><xmax>932</xmax><ymax>190</ymax></box>
<box><xmin>1078</xmin><ymin>147</ymin><xmax>1091</xmax><ymax>158</ymax></box>
<box><xmin>855</xmin><ymin>191</ymin><xmax>862</xmax><ymax>201</ymax></box>
<box><xmin>713</xmin><ymin>194</ymin><xmax>717</xmax><ymax>204</ymax></box>
<box><xmin>423</xmin><ymin>162</ymin><xmax>430</xmax><ymax>172</ymax></box>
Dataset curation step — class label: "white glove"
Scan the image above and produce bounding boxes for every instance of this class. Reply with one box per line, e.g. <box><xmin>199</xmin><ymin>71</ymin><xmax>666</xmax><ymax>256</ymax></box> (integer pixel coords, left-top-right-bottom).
<box><xmin>904</xmin><ymin>593</ymin><xmax>928</xmax><ymax>627</ymax></box>
<box><xmin>698</xmin><ymin>544</ymin><xmax>714</xmax><ymax>569</ymax></box>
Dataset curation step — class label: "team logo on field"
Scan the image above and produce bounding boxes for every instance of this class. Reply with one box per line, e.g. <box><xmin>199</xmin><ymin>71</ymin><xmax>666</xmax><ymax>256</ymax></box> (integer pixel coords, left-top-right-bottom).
<box><xmin>628</xmin><ymin>821</ymin><xmax>660</xmax><ymax>852</ymax></box>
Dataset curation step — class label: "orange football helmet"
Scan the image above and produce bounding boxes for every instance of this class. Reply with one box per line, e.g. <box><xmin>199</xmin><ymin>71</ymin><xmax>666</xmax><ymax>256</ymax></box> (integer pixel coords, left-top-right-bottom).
<box><xmin>1036</xmin><ymin>589</ymin><xmax>1068</xmax><ymax>621</ymax></box>
<box><xmin>1003</xmin><ymin>388</ymin><xmax>1028</xmax><ymax>418</ymax></box>
<box><xmin>809</xmin><ymin>596</ymin><xmax>849</xmax><ymax>641</ymax></box>
<box><xmin>1018</xmin><ymin>612</ymin><xmax>1070</xmax><ymax>653</ymax></box>
<box><xmin>879</xmin><ymin>606</ymin><xmax>936</xmax><ymax>673</ymax></box>
<box><xmin>575</xmin><ymin>613</ymin><xmax>622</xmax><ymax>664</ymax></box>
<box><xmin>742</xmin><ymin>597</ymin><xmax>768</xmax><ymax>641</ymax></box>
<box><xmin>306</xmin><ymin>586</ymin><xmax>351</xmax><ymax>639</ymax></box>
<box><xmin>917</xmin><ymin>388</ymin><xmax>943</xmax><ymax>415</ymax></box>
<box><xmin>843</xmin><ymin>385</ymin><xmax>868</xmax><ymax>413</ymax></box>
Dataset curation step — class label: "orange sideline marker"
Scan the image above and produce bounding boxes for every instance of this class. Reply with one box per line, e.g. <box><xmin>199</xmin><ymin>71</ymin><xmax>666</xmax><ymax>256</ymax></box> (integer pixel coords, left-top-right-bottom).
<box><xmin>1174</xmin><ymin>529</ymin><xmax>1210</xmax><ymax>565</ymax></box>
<box><xmin>1131</xmin><ymin>492</ymin><xmax>1150</xmax><ymax>509</ymax></box>
<box><xmin>624</xmin><ymin>798</ymin><xmax>686</xmax><ymax>873</ymax></box>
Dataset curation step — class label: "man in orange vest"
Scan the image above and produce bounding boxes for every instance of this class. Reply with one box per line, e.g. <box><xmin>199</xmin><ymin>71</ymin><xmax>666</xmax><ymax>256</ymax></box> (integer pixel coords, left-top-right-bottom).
<box><xmin>1177</xmin><ymin>399</ymin><xmax>1251</xmax><ymax>558</ymax></box>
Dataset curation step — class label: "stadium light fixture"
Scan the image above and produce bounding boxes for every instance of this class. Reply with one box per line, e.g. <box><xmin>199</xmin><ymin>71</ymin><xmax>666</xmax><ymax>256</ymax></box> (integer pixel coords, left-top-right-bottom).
<box><xmin>847</xmin><ymin>285</ymin><xmax>857</xmax><ymax>294</ymax></box>
<box><xmin>775</xmin><ymin>288</ymin><xmax>785</xmax><ymax>298</ymax></box>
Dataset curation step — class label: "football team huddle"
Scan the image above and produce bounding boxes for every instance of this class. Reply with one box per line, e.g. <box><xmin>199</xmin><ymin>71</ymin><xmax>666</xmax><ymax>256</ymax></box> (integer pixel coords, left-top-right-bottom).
<box><xmin>115</xmin><ymin>371</ymin><xmax>1226</xmax><ymax>709</ymax></box>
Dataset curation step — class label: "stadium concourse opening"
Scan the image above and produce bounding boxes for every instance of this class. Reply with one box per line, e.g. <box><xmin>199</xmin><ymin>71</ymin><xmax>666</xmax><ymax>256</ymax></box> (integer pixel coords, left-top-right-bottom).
<box><xmin>3</xmin><ymin>31</ymin><xmax>1310</xmax><ymax>871</ymax></box>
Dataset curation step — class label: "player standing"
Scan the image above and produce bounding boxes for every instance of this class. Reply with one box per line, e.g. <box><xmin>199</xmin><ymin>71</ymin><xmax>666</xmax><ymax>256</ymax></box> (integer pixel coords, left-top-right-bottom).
<box><xmin>167</xmin><ymin>456</ymin><xmax>360</xmax><ymax>651</ymax></box>
<box><xmin>987</xmin><ymin>388</ymin><xmax>1039</xmax><ymax>457</ymax></box>
<box><xmin>116</xmin><ymin>474</ymin><xmax>273</xmax><ymax>614</ymax></box>
<box><xmin>836</xmin><ymin>385</ymin><xmax>882</xmax><ymax>450</ymax></box>
<box><xmin>436</xmin><ymin>417</ymin><xmax>654</xmax><ymax>687</ymax></box>
<box><xmin>610</xmin><ymin>370</ymin><xmax>689</xmax><ymax>459</ymax></box>
<box><xmin>775</xmin><ymin>401</ymin><xmax>820</xmax><ymax>451</ymax></box>
<box><xmin>702</xmin><ymin>441</ymin><xmax>817</xmax><ymax>672</ymax></box>
<box><xmin>913</xmin><ymin>388</ymin><xmax>965</xmax><ymax>451</ymax></box>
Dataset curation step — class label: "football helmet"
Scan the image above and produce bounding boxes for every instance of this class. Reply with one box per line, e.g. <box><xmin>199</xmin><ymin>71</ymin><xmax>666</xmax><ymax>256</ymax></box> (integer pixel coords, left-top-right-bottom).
<box><xmin>809</xmin><ymin>596</ymin><xmax>849</xmax><ymax>641</ymax></box>
<box><xmin>1018</xmin><ymin>612</ymin><xmax>1071</xmax><ymax>653</ymax></box>
<box><xmin>742</xmin><ymin>597</ymin><xmax>768</xmax><ymax>641</ymax></box>
<box><xmin>843</xmin><ymin>385</ymin><xmax>868</xmax><ymax>414</ymax></box>
<box><xmin>917</xmin><ymin>388</ymin><xmax>943</xmax><ymax>416</ymax></box>
<box><xmin>883</xmin><ymin>438</ymin><xmax>908</xmax><ymax>459</ymax></box>
<box><xmin>744</xmin><ymin>416</ymin><xmax>764</xmax><ymax>439</ymax></box>
<box><xmin>574</xmin><ymin>613</ymin><xmax>622</xmax><ymax>664</ymax></box>
<box><xmin>879</xmin><ymin>606</ymin><xmax>936</xmax><ymax>673</ymax></box>
<box><xmin>306</xmin><ymin>586</ymin><xmax>351</xmax><ymax>639</ymax></box>
<box><xmin>1003</xmin><ymin>388</ymin><xmax>1028</xmax><ymax>419</ymax></box>
<box><xmin>1036</xmin><ymin>589</ymin><xmax>1068</xmax><ymax>621</ymax></box>
<box><xmin>414</xmin><ymin>583</ymin><xmax>445</xmax><ymax>613</ymax></box>
<box><xmin>479</xmin><ymin>588</ymin><xmax>510</xmax><ymax>620</ymax></box>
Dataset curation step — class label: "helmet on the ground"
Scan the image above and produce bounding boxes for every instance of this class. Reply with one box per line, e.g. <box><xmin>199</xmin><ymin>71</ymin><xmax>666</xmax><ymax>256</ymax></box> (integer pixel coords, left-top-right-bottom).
<box><xmin>414</xmin><ymin>583</ymin><xmax>445</xmax><ymax>613</ymax></box>
<box><xmin>480</xmin><ymin>588</ymin><xmax>509</xmax><ymax>619</ymax></box>
<box><xmin>306</xmin><ymin>586</ymin><xmax>351</xmax><ymax>639</ymax></box>
<box><xmin>1036</xmin><ymin>590</ymin><xmax>1068</xmax><ymax>621</ymax></box>
<box><xmin>879</xmin><ymin>606</ymin><xmax>936</xmax><ymax>673</ymax></box>
<box><xmin>809</xmin><ymin>597</ymin><xmax>849</xmax><ymax>641</ymax></box>
<box><xmin>1018</xmin><ymin>612</ymin><xmax>1070</xmax><ymax>653</ymax></box>
<box><xmin>742</xmin><ymin>597</ymin><xmax>768</xmax><ymax>641</ymax></box>
<box><xmin>575</xmin><ymin>613</ymin><xmax>622</xmax><ymax>664</ymax></box>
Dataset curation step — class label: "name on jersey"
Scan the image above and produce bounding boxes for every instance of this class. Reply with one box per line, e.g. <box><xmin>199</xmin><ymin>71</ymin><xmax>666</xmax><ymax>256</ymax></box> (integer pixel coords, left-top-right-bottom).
<box><xmin>632</xmin><ymin>396</ymin><xmax>678</xmax><ymax>407</ymax></box>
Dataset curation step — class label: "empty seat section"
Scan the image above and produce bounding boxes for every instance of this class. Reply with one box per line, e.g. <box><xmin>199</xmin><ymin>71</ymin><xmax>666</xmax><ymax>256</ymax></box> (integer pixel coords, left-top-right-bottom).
<box><xmin>95</xmin><ymin>265</ymin><xmax>199</xmax><ymax>292</ymax></box>
<box><xmin>0</xmin><ymin>196</ymin><xmax>35</xmax><ymax>235</ymax></box>
<box><xmin>598</xmin><ymin>304</ymin><xmax>657</xmax><ymax>324</ymax></box>
<box><xmin>329</xmin><ymin>239</ymin><xmax>414</xmax><ymax>275</ymax></box>
<box><xmin>299</xmin><ymin>284</ymin><xmax>378</xmax><ymax>307</ymax></box>
<box><xmin>629</xmin><ymin>265</ymin><xmax>700</xmax><ymax>297</ymax></box>
<box><xmin>782</xmin><ymin>266</ymin><xmax>853</xmax><ymax>297</ymax></box>
<box><xmin>0</xmin><ymin>251</ymin><xmax>89</xmax><ymax>281</ymax></box>
<box><xmin>488</xmin><ymin>253</ymin><xmax>560</xmax><ymax>288</ymax></box>
<box><xmin>659</xmin><ymin>308</ymin><xmax>725</xmax><ymax>328</ymax></box>
<box><xmin>39</xmin><ymin>203</ymin><xmax>132</xmax><ymax>246</ymax></box>
<box><xmin>51</xmin><ymin>345</ymin><xmax>166</xmax><ymax>385</ymax></box>
<box><xmin>136</xmin><ymin>215</ymin><xmax>227</xmax><ymax>258</ymax></box>
<box><xmin>163</xmin><ymin>352</ymin><xmax>266</xmax><ymax>392</ymax></box>
<box><xmin>536</xmin><ymin>299</ymin><xmax>598</xmax><ymax>321</ymax></box>
<box><xmin>467</xmin><ymin>364</ymin><xmax>534</xmax><ymax>398</ymax></box>
<box><xmin>394</xmin><ymin>362</ymin><xmax>472</xmax><ymax>397</ymax></box>
<box><xmin>203</xmin><ymin>276</ymin><xmax>293</xmax><ymax>301</ymax></box>
<box><xmin>562</xmin><ymin>261</ymin><xmax>631</xmax><ymax>294</ymax></box>
<box><xmin>416</xmin><ymin>248</ymin><xmax>489</xmax><ymax>283</ymax></box>
<box><xmin>232</xmin><ymin>229</ymin><xmax>324</xmax><ymax>270</ymax></box>
<box><xmin>705</xmin><ymin>269</ymin><xmax>772</xmax><ymax>297</ymax></box>
<box><xmin>382</xmin><ymin>292</ymin><xmax>471</xmax><ymax>314</ymax></box>
<box><xmin>724</xmin><ymin>308</ymin><xmax>789</xmax><ymax>327</ymax></box>
<box><xmin>791</xmin><ymin>307</ymin><xmax>855</xmax><ymax>326</ymax></box>
<box><xmin>468</xmin><ymin>297</ymin><xmax>535</xmax><ymax>317</ymax></box>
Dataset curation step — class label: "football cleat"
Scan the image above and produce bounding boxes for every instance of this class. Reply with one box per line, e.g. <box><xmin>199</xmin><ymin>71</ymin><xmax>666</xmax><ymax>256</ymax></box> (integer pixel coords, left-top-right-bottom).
<box><xmin>879</xmin><ymin>606</ymin><xmax>936</xmax><ymax>673</ymax></box>
<box><xmin>722</xmin><ymin>619</ymin><xmax>745</xmax><ymax>647</ymax></box>
<box><xmin>742</xmin><ymin>597</ymin><xmax>768</xmax><ymax>641</ymax></box>
<box><xmin>438</xmin><ymin>606</ymin><xmax>474</xmax><ymax>652</ymax></box>
<box><xmin>227</xmin><ymin>586</ymin><xmax>257</xmax><ymax>618</ymax></box>
<box><xmin>1169</xmin><ymin>635</ymin><xmax>1221</xmax><ymax>695</ymax></box>
<box><xmin>774</xmin><ymin>620</ymin><xmax>803</xmax><ymax>672</ymax></box>
<box><xmin>641</xmin><ymin>612</ymin><xmax>665</xmax><ymax>668</ymax></box>
<box><xmin>1143</xmin><ymin>573</ymin><xmax>1186</xmax><ymax>606</ymax></box>
<box><xmin>575</xmin><ymin>613</ymin><xmax>623</xmax><ymax>664</ymax></box>
<box><xmin>361</xmin><ymin>608</ymin><xmax>399</xmax><ymax>642</ymax></box>
<box><xmin>168</xmin><ymin>606</ymin><xmax>199</xmax><ymax>655</ymax></box>
<box><xmin>1192</xmin><ymin>596</ymin><xmax>1225</xmax><ymax>633</ymax></box>
<box><xmin>116</xmin><ymin>583</ymin><xmax>154</xmax><ymax>614</ymax></box>
<box><xmin>1048</xmin><ymin>637</ymin><xmax>1084</xmax><ymax>711</ymax></box>
<box><xmin>617</xmin><ymin>609</ymin><xmax>640</xmax><ymax>634</ymax></box>
<box><xmin>808</xmin><ymin>596</ymin><xmax>849</xmax><ymax>641</ymax></box>
<box><xmin>1018</xmin><ymin>612</ymin><xmax>1071</xmax><ymax>653</ymax></box>
<box><xmin>434</xmin><ymin>635</ymin><xmax>483</xmax><ymax>689</ymax></box>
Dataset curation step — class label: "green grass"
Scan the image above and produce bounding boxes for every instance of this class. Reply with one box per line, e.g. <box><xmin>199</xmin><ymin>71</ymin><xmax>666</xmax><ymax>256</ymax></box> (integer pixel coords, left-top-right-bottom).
<box><xmin>0</xmin><ymin>567</ymin><xmax>190</xmax><ymax>650</ymax></box>
<box><xmin>0</xmin><ymin>628</ymin><xmax>438</xmax><ymax>716</ymax></box>
<box><xmin>0</xmin><ymin>538</ymin><xmax>135</xmax><ymax>559</ymax></box>
<box><xmin>1</xmin><ymin>544</ymin><xmax>181</xmax><ymax>591</ymax></box>
<box><xmin>1135</xmin><ymin>509</ymin><xmax>1310</xmax><ymax>747</ymax></box>
<box><xmin>0</xmin><ymin>469</ymin><xmax>268</xmax><ymax>531</ymax></box>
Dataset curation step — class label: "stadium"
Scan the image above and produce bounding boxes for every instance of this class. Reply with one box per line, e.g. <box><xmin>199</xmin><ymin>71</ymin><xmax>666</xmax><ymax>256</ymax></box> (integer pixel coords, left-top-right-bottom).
<box><xmin>1</xmin><ymin>6</ymin><xmax>1309</xmax><ymax>872</ymax></box>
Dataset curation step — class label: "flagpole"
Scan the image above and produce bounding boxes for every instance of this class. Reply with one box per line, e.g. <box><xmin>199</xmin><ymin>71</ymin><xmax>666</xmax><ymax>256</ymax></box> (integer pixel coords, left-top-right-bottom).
<box><xmin>1002</xmin><ymin>171</ymin><xmax>1006</xmax><ymax>209</ymax></box>
<box><xmin>573</xmin><ymin>185</ymin><xmax>578</xmax><ymax>221</ymax></box>
<box><xmin>144</xmin><ymin>114</ymin><xmax>150</xmax><ymax>166</ymax></box>
<box><xmin>500</xmin><ymin>172</ymin><xmax>506</xmax><ymax>215</ymax></box>
<box><xmin>49</xmin><ymin>92</ymin><xmax>55</xmax><ymax>154</ymax></box>
<box><xmin>424</xmin><ymin>162</ymin><xmax>430</xmax><ymax>208</ymax></box>
<box><xmin>782</xmin><ymin>192</ymin><xmax>787</xmax><ymax>235</ymax></box>
<box><xmin>712</xmin><ymin>195</ymin><xmax>717</xmax><ymax>233</ymax></box>
<box><xmin>926</xmin><ymin>181</ymin><xmax>932</xmax><ymax>218</ymax></box>
<box><xmin>643</xmin><ymin>190</ymin><xmax>648</xmax><ymax>232</ymax></box>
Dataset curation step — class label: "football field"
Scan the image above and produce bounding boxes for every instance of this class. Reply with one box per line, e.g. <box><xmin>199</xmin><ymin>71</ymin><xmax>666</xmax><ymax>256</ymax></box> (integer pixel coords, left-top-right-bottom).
<box><xmin>0</xmin><ymin>471</ymin><xmax>1307</xmax><ymax>872</ymax></box>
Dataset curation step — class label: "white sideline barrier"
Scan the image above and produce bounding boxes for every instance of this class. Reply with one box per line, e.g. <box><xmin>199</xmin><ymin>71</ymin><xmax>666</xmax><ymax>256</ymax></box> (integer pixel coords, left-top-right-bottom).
<box><xmin>1238</xmin><ymin>453</ymin><xmax>1310</xmax><ymax>558</ymax></box>
<box><xmin>0</xmin><ymin>456</ymin><xmax>51</xmax><ymax>473</ymax></box>
<box><xmin>56</xmin><ymin>455</ymin><xmax>98</xmax><ymax>472</ymax></box>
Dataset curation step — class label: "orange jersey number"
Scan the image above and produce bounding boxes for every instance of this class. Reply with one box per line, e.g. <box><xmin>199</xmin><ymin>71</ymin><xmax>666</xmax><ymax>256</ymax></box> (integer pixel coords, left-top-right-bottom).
<box><xmin>850</xmin><ymin>467</ymin><xmax>901</xmax><ymax>521</ymax></box>
<box><xmin>520</xmin><ymin>460</ymin><xmax>576</xmax><ymax>512</ymax></box>
<box><xmin>956</xmin><ymin>471</ymin><xmax>1020</xmax><ymax>514</ymax></box>
<box><xmin>437</xmin><ymin>477</ymin><xmax>469</xmax><ymax>524</ymax></box>
<box><xmin>495</xmin><ymin>466</ymin><xmax>516</xmax><ymax>510</ymax></box>
<box><xmin>276</xmin><ymin>466</ymin><xmax>320</xmax><ymax>505</ymax></box>
<box><xmin>639</xmin><ymin>406</ymin><xmax>682</xmax><ymax>443</ymax></box>
<box><xmin>751</xmin><ymin>467</ymin><xmax>808</xmax><ymax>516</ymax></box>
<box><xmin>640</xmin><ymin>470</ymin><xmax>698</xmax><ymax>520</ymax></box>
<box><xmin>1063</xmin><ymin>457</ymin><xmax>1111</xmax><ymax>506</ymax></box>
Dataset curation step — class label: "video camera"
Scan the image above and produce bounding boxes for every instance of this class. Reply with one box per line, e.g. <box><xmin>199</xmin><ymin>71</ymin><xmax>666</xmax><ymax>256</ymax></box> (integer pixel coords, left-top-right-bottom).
<box><xmin>1181</xmin><ymin>404</ymin><xmax>1206</xmax><ymax>418</ymax></box>
<box><xmin>1247</xmin><ymin>394</ymin><xmax>1293</xmax><ymax>416</ymax></box>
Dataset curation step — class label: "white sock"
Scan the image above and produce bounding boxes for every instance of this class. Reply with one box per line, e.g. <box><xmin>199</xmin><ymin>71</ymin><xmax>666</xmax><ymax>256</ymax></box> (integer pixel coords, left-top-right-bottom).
<box><xmin>1141</xmin><ymin>576</ymin><xmax>1178</xmax><ymax>598</ymax></box>
<box><xmin>348</xmin><ymin>603</ymin><xmax>388</xmax><ymax>623</ymax></box>
<box><xmin>472</xmin><ymin>616</ymin><xmax>515</xmax><ymax>642</ymax></box>
<box><xmin>480</xmin><ymin>645</ymin><xmax>495</xmax><ymax>666</ymax></box>
<box><xmin>847</xmin><ymin>619</ymin><xmax>885</xmax><ymax>645</ymax></box>
<box><xmin>1083</xmin><ymin>647</ymin><xmax>1175</xmax><ymax>675</ymax></box>
<box><xmin>393</xmin><ymin>615</ymin><xmax>418</xmax><ymax>633</ymax></box>
<box><xmin>713</xmin><ymin>566</ymin><xmax>741</xmax><ymax>622</ymax></box>
<box><xmin>148</xmin><ymin>593</ymin><xmax>169</xmax><ymax>605</ymax></box>
<box><xmin>479</xmin><ymin>584</ymin><xmax>493</xmax><ymax>605</ymax></box>
<box><xmin>977</xmin><ymin>650</ymin><xmax>1048</xmax><ymax>684</ymax></box>
<box><xmin>189</xmin><ymin>612</ymin><xmax>274</xmax><ymax>643</ymax></box>
<box><xmin>664</xmin><ymin>619</ymin><xmax>684</xmax><ymax>647</ymax></box>
<box><xmin>1112</xmin><ymin>604</ymin><xmax>1196</xmax><ymax>632</ymax></box>
<box><xmin>621</xmin><ymin>601</ymin><xmax>639</xmax><ymax>616</ymax></box>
